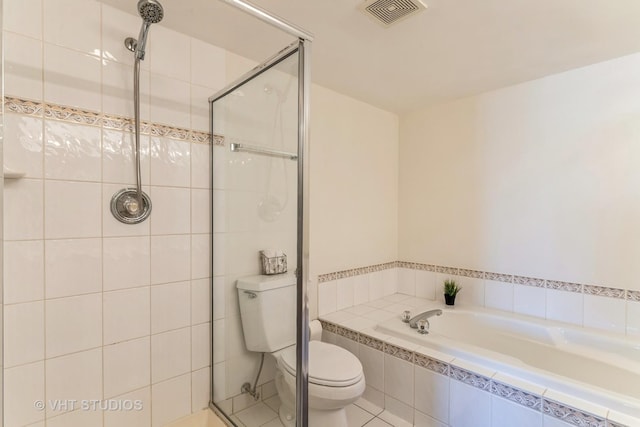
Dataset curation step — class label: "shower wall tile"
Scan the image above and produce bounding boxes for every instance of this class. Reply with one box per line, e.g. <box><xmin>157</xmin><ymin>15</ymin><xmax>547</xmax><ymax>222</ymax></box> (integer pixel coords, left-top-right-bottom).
<box><xmin>192</xmin><ymin>367</ymin><xmax>211</xmax><ymax>412</ymax></box>
<box><xmin>44</xmin><ymin>120</ymin><xmax>101</xmax><ymax>181</ymax></box>
<box><xmin>4</xmin><ymin>178</ymin><xmax>44</xmax><ymax>241</ymax></box>
<box><xmin>4</xmin><ymin>301</ymin><xmax>45</xmax><ymax>368</ymax></box>
<box><xmin>103</xmin><ymin>236</ymin><xmax>151</xmax><ymax>291</ymax></box>
<box><xmin>149</xmin><ymin>74</ymin><xmax>191</xmax><ymax>128</ymax></box>
<box><xmin>150</xmin><ymin>137</ymin><xmax>191</xmax><ymax>187</ymax></box>
<box><xmin>44</xmin><ymin>44</ymin><xmax>102</xmax><ymax>112</ymax></box>
<box><xmin>150</xmin><ymin>186</ymin><xmax>191</xmax><ymax>235</ymax></box>
<box><xmin>4</xmin><ymin>32</ymin><xmax>43</xmax><ymax>101</ymax></box>
<box><xmin>211</xmin><ymin>276</ymin><xmax>225</xmax><ymax>321</ymax></box>
<box><xmin>546</xmin><ymin>289</ymin><xmax>583</xmax><ymax>326</ymax></box>
<box><xmin>191</xmin><ymin>234</ymin><xmax>212</xmax><ymax>279</ymax></box>
<box><xmin>191</xmin><ymin>143</ymin><xmax>212</xmax><ymax>189</ymax></box>
<box><xmin>513</xmin><ymin>283</ymin><xmax>546</xmax><ymax>318</ymax></box>
<box><xmin>583</xmin><ymin>294</ymin><xmax>626</xmax><ymax>334</ymax></box>
<box><xmin>43</xmin><ymin>0</ymin><xmax>101</xmax><ymax>55</ymax></box>
<box><xmin>149</xmin><ymin>25</ymin><xmax>191</xmax><ymax>82</ymax></box>
<box><xmin>45</xmin><ymin>293</ymin><xmax>102</xmax><ymax>358</ymax></box>
<box><xmin>4</xmin><ymin>0</ymin><xmax>43</xmax><ymax>39</ymax></box>
<box><xmin>151</xmin><ymin>327</ymin><xmax>191</xmax><ymax>383</ymax></box>
<box><xmin>46</xmin><ymin>408</ymin><xmax>103</xmax><ymax>427</ymax></box>
<box><xmin>4</xmin><ymin>113</ymin><xmax>44</xmax><ymax>179</ymax></box>
<box><xmin>103</xmin><ymin>337</ymin><xmax>151</xmax><ymax>398</ymax></box>
<box><xmin>102</xmin><ymin>59</ymin><xmax>151</xmax><ymax>119</ymax></box>
<box><xmin>151</xmin><ymin>281</ymin><xmax>191</xmax><ymax>334</ymax></box>
<box><xmin>44</xmin><ymin>180</ymin><xmax>101</xmax><ymax>239</ymax></box>
<box><xmin>101</xmin><ymin>4</ymin><xmax>149</xmax><ymax>68</ymax></box>
<box><xmin>627</xmin><ymin>301</ymin><xmax>640</xmax><ymax>337</ymax></box>
<box><xmin>151</xmin><ymin>374</ymin><xmax>192</xmax><ymax>427</ymax></box>
<box><xmin>4</xmin><ymin>361</ymin><xmax>46</xmax><ymax>426</ymax></box>
<box><xmin>192</xmin><ymin>322</ymin><xmax>212</xmax><ymax>370</ymax></box>
<box><xmin>44</xmin><ymin>238</ymin><xmax>102</xmax><ymax>299</ymax></box>
<box><xmin>4</xmin><ymin>240</ymin><xmax>45</xmax><ymax>304</ymax></box>
<box><xmin>103</xmin><ymin>131</ymin><xmax>151</xmax><ymax>185</ymax></box>
<box><xmin>103</xmin><ymin>287</ymin><xmax>151</xmax><ymax>345</ymax></box>
<box><xmin>191</xmin><ymin>84</ymin><xmax>215</xmax><ymax>132</ymax></box>
<box><xmin>192</xmin><ymin>189</ymin><xmax>212</xmax><ymax>234</ymax></box>
<box><xmin>150</xmin><ymin>235</ymin><xmax>191</xmax><ymax>285</ymax></box>
<box><xmin>484</xmin><ymin>279</ymin><xmax>514</xmax><ymax>312</ymax></box>
<box><xmin>104</xmin><ymin>387</ymin><xmax>152</xmax><ymax>427</ymax></box>
<box><xmin>192</xmin><ymin>278</ymin><xmax>213</xmax><ymax>324</ymax></box>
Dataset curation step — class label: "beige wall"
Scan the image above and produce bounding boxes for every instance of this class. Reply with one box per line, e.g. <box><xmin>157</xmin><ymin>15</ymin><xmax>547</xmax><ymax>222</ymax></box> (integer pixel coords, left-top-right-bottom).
<box><xmin>309</xmin><ymin>84</ymin><xmax>399</xmax><ymax>277</ymax></box>
<box><xmin>399</xmin><ymin>52</ymin><xmax>640</xmax><ymax>290</ymax></box>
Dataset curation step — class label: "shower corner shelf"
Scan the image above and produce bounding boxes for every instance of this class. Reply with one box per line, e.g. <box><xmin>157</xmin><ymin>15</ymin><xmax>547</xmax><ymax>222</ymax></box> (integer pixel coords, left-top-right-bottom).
<box><xmin>3</xmin><ymin>167</ymin><xmax>26</xmax><ymax>179</ymax></box>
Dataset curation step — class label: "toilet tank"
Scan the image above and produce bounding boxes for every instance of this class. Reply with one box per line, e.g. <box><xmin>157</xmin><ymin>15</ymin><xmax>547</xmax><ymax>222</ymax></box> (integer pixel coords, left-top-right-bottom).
<box><xmin>237</xmin><ymin>274</ymin><xmax>296</xmax><ymax>352</ymax></box>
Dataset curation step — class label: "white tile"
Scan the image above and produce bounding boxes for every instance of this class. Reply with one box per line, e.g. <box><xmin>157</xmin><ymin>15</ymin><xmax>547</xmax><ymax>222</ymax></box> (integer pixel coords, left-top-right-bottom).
<box><xmin>384</xmin><ymin>353</ymin><xmax>414</xmax><ymax>406</ymax></box>
<box><xmin>513</xmin><ymin>284</ymin><xmax>546</xmax><ymax>318</ymax></box>
<box><xmin>414</xmin><ymin>410</ymin><xmax>448</xmax><ymax>427</ymax></box>
<box><xmin>101</xmin><ymin>5</ymin><xmax>149</xmax><ymax>68</ymax></box>
<box><xmin>191</xmin><ymin>143</ymin><xmax>211</xmax><ymax>189</ymax></box>
<box><xmin>213</xmin><ymin>362</ymin><xmax>227</xmax><ymax>402</ymax></box>
<box><xmin>150</xmin><ymin>235</ymin><xmax>191</xmax><ymax>284</ymax></box>
<box><xmin>5</xmin><ymin>32</ymin><xmax>43</xmax><ymax>101</ymax></box>
<box><xmin>492</xmin><ymin>395</ymin><xmax>542</xmax><ymax>427</ymax></box>
<box><xmin>192</xmin><ymin>367</ymin><xmax>211</xmax><ymax>412</ymax></box>
<box><xmin>4</xmin><ymin>240</ymin><xmax>44</xmax><ymax>304</ymax></box>
<box><xmin>45</xmin><ymin>239</ymin><xmax>102</xmax><ymax>299</ymax></box>
<box><xmin>191</xmin><ymin>38</ymin><xmax>226</xmax><ymax>89</ymax></box>
<box><xmin>354</xmin><ymin>274</ymin><xmax>370</xmax><ymax>306</ymax></box>
<box><xmin>5</xmin><ymin>0</ymin><xmax>42</xmax><ymax>39</ymax></box>
<box><xmin>102</xmin><ymin>183</ymin><xmax>151</xmax><ymax>237</ymax></box>
<box><xmin>149</xmin><ymin>74</ymin><xmax>191</xmax><ymax>128</ymax></box>
<box><xmin>46</xmin><ymin>293</ymin><xmax>102</xmax><ymax>357</ymax></box>
<box><xmin>318</xmin><ymin>281</ymin><xmax>337</xmax><ymax>316</ymax></box>
<box><xmin>355</xmin><ymin>396</ymin><xmax>384</xmax><ymax>416</ymax></box>
<box><xmin>398</xmin><ymin>268</ymin><xmax>416</xmax><ymax>296</ymax></box>
<box><xmin>151</xmin><ymin>328</ymin><xmax>191</xmax><ymax>383</ymax></box>
<box><xmin>414</xmin><ymin>366</ymin><xmax>449</xmax><ymax>424</ymax></box>
<box><xmin>455</xmin><ymin>276</ymin><xmax>484</xmax><ymax>307</ymax></box>
<box><xmin>46</xmin><ymin>348</ymin><xmax>102</xmax><ymax>415</ymax></box>
<box><xmin>102</xmin><ymin>130</ymin><xmax>150</xmax><ymax>185</ymax></box>
<box><xmin>337</xmin><ymin>277</ymin><xmax>355</xmax><ymax>310</ymax></box>
<box><xmin>212</xmin><ymin>233</ymin><xmax>226</xmax><ymax>278</ymax></box>
<box><xmin>151</xmin><ymin>281</ymin><xmax>190</xmax><ymax>333</ymax></box>
<box><xmin>380</xmin><ymin>402</ymin><xmax>414</xmax><ymax>426</ymax></box>
<box><xmin>449</xmin><ymin>380</ymin><xmax>491</xmax><ymax>427</ymax></box>
<box><xmin>415</xmin><ymin>270</ymin><xmax>437</xmax><ymax>300</ymax></box>
<box><xmin>4</xmin><ymin>362</ymin><xmax>45</xmax><ymax>426</ymax></box>
<box><xmin>546</xmin><ymin>289</ymin><xmax>583</xmax><ymax>326</ymax></box>
<box><xmin>583</xmin><ymin>294</ymin><xmax>626</xmax><ymax>333</ymax></box>
<box><xmin>150</xmin><ymin>186</ymin><xmax>191</xmax><ymax>235</ymax></box>
<box><xmin>382</xmin><ymin>268</ymin><xmax>398</xmax><ymax>296</ymax></box>
<box><xmin>103</xmin><ymin>287</ymin><xmax>150</xmax><ymax>345</ymax></box>
<box><xmin>128</xmin><ymin>309</ymin><xmax>178</xmax><ymax>354</ymax></box>
<box><xmin>4</xmin><ymin>178</ymin><xmax>43</xmax><ymax>240</ymax></box>
<box><xmin>543</xmin><ymin>415</ymin><xmax>575</xmax><ymax>427</ymax></box>
<box><xmin>627</xmin><ymin>300</ymin><xmax>640</xmax><ymax>337</ymax></box>
<box><xmin>5</xmin><ymin>114</ymin><xmax>43</xmax><ymax>179</ymax></box>
<box><xmin>46</xmin><ymin>409</ymin><xmax>103</xmax><ymax>427</ymax></box>
<box><xmin>193</xmin><ymin>322</ymin><xmax>212</xmax><ymax>369</ymax></box>
<box><xmin>369</xmin><ymin>271</ymin><xmax>384</xmax><ymax>301</ymax></box>
<box><xmin>149</xmin><ymin>26</ymin><xmax>190</xmax><ymax>81</ymax></box>
<box><xmin>150</xmin><ymin>137</ymin><xmax>191</xmax><ymax>187</ymax></box>
<box><xmin>5</xmin><ymin>301</ymin><xmax>45</xmax><ymax>367</ymax></box>
<box><xmin>104</xmin><ymin>337</ymin><xmax>151</xmax><ymax>398</ymax></box>
<box><xmin>43</xmin><ymin>0</ymin><xmax>101</xmax><ymax>55</ymax></box>
<box><xmin>104</xmin><ymin>387</ymin><xmax>151</xmax><ymax>427</ymax></box>
<box><xmin>151</xmin><ymin>374</ymin><xmax>191</xmax><ymax>427</ymax></box>
<box><xmin>362</xmin><ymin>419</ymin><xmax>393</xmax><ymax>427</ymax></box>
<box><xmin>44</xmin><ymin>44</ymin><xmax>102</xmax><ymax>112</ymax></box>
<box><xmin>102</xmin><ymin>59</ymin><xmax>150</xmax><ymax>119</ymax></box>
<box><xmin>484</xmin><ymin>280</ymin><xmax>514</xmax><ymax>312</ymax></box>
<box><xmin>45</xmin><ymin>180</ymin><xmax>101</xmax><ymax>239</ymax></box>
<box><xmin>44</xmin><ymin>120</ymin><xmax>101</xmax><ymax>181</ymax></box>
<box><xmin>212</xmin><ymin>145</ymin><xmax>226</xmax><ymax>190</ymax></box>
<box><xmin>192</xmin><ymin>278</ymin><xmax>212</xmax><ymax>324</ymax></box>
<box><xmin>359</xmin><ymin>344</ymin><xmax>384</xmax><ymax>391</ymax></box>
<box><xmin>361</xmin><ymin>386</ymin><xmax>385</xmax><ymax>412</ymax></box>
<box><xmin>236</xmin><ymin>402</ymin><xmax>278</xmax><ymax>427</ymax></box>
<box><xmin>192</xmin><ymin>189</ymin><xmax>212</xmax><ymax>234</ymax></box>
<box><xmin>191</xmin><ymin>84</ymin><xmax>214</xmax><ymax>132</ymax></box>
<box><xmin>192</xmin><ymin>234</ymin><xmax>212</xmax><ymax>280</ymax></box>
<box><xmin>103</xmin><ymin>236</ymin><xmax>151</xmax><ymax>291</ymax></box>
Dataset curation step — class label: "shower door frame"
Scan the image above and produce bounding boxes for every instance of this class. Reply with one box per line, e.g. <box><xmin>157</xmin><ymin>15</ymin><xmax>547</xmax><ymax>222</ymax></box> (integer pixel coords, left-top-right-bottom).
<box><xmin>208</xmin><ymin>34</ymin><xmax>312</xmax><ymax>427</ymax></box>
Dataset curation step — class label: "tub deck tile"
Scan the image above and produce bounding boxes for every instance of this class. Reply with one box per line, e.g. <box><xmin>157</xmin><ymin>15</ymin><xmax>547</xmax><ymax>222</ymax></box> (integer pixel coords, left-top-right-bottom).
<box><xmin>542</xmin><ymin>399</ymin><xmax>606</xmax><ymax>427</ymax></box>
<box><xmin>449</xmin><ymin>366</ymin><xmax>491</xmax><ymax>391</ymax></box>
<box><xmin>414</xmin><ymin>353</ymin><xmax>449</xmax><ymax>376</ymax></box>
<box><xmin>383</xmin><ymin>343</ymin><xmax>414</xmax><ymax>362</ymax></box>
<box><xmin>490</xmin><ymin>380</ymin><xmax>542</xmax><ymax>411</ymax></box>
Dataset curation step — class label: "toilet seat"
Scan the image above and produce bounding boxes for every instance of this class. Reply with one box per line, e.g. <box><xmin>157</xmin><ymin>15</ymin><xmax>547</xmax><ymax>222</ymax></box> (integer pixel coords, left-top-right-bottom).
<box><xmin>279</xmin><ymin>341</ymin><xmax>363</xmax><ymax>387</ymax></box>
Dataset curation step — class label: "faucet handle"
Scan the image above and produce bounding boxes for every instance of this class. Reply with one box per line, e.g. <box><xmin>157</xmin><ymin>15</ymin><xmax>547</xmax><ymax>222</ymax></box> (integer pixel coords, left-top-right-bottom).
<box><xmin>402</xmin><ymin>310</ymin><xmax>411</xmax><ymax>323</ymax></box>
<box><xmin>417</xmin><ymin>319</ymin><xmax>429</xmax><ymax>334</ymax></box>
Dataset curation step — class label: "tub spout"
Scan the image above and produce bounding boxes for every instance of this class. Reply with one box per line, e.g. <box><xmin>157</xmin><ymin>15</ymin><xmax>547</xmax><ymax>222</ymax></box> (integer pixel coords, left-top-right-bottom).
<box><xmin>409</xmin><ymin>309</ymin><xmax>443</xmax><ymax>329</ymax></box>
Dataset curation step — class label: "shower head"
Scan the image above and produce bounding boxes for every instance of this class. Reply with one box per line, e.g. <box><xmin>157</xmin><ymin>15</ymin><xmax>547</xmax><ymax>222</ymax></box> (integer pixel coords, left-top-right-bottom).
<box><xmin>132</xmin><ymin>0</ymin><xmax>164</xmax><ymax>60</ymax></box>
<box><xmin>138</xmin><ymin>0</ymin><xmax>164</xmax><ymax>24</ymax></box>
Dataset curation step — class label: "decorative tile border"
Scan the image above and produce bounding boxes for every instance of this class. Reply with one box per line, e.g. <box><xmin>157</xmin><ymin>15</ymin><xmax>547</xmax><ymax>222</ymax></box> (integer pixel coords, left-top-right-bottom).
<box><xmin>318</xmin><ymin>261</ymin><xmax>640</xmax><ymax>301</ymax></box>
<box><xmin>321</xmin><ymin>319</ymin><xmax>627</xmax><ymax>427</ymax></box>
<box><xmin>4</xmin><ymin>96</ymin><xmax>220</xmax><ymax>146</ymax></box>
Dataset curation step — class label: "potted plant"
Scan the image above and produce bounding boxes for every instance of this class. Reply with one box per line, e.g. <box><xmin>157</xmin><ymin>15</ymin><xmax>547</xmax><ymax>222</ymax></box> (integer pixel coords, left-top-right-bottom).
<box><xmin>444</xmin><ymin>279</ymin><xmax>461</xmax><ymax>306</ymax></box>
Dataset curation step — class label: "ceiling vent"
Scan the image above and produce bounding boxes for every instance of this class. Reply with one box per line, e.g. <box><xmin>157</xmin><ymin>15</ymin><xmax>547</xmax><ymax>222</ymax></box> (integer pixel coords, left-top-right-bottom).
<box><xmin>359</xmin><ymin>0</ymin><xmax>427</xmax><ymax>28</ymax></box>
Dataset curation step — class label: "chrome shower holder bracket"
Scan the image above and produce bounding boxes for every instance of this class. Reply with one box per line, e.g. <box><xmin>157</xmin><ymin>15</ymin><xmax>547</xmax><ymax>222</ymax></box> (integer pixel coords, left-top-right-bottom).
<box><xmin>110</xmin><ymin>188</ymin><xmax>152</xmax><ymax>224</ymax></box>
<box><xmin>124</xmin><ymin>37</ymin><xmax>138</xmax><ymax>53</ymax></box>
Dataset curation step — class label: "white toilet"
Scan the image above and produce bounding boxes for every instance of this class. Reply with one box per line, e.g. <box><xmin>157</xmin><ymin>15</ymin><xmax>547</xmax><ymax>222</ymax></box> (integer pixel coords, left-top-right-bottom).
<box><xmin>237</xmin><ymin>274</ymin><xmax>365</xmax><ymax>427</ymax></box>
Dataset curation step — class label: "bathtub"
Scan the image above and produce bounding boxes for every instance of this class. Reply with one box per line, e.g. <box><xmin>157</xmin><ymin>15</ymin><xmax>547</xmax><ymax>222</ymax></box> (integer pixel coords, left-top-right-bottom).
<box><xmin>375</xmin><ymin>305</ymin><xmax>640</xmax><ymax>419</ymax></box>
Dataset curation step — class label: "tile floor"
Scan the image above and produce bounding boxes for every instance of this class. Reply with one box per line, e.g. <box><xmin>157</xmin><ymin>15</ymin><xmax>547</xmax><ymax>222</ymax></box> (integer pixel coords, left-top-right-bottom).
<box><xmin>229</xmin><ymin>397</ymin><xmax>410</xmax><ymax>427</ymax></box>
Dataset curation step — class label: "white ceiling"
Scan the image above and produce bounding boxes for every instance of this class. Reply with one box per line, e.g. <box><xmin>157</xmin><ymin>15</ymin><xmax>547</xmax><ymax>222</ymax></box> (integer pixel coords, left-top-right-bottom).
<box><xmin>101</xmin><ymin>0</ymin><xmax>640</xmax><ymax>114</ymax></box>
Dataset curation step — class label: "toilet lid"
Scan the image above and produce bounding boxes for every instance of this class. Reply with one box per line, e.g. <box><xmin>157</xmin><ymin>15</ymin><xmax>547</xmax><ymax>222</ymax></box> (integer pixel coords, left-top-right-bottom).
<box><xmin>280</xmin><ymin>341</ymin><xmax>363</xmax><ymax>387</ymax></box>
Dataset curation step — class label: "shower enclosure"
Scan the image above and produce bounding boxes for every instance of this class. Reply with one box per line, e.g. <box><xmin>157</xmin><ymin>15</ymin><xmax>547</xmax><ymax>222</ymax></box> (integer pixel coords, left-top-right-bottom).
<box><xmin>208</xmin><ymin>4</ymin><xmax>311</xmax><ymax>426</ymax></box>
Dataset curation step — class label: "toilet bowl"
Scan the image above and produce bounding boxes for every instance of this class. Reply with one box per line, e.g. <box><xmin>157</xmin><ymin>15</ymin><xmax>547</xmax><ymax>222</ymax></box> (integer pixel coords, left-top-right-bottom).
<box><xmin>273</xmin><ymin>341</ymin><xmax>366</xmax><ymax>427</ymax></box>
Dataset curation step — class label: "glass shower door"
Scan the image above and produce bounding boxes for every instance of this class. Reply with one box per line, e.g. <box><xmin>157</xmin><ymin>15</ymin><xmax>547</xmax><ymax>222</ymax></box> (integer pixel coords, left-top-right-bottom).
<box><xmin>209</xmin><ymin>43</ymin><xmax>306</xmax><ymax>426</ymax></box>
